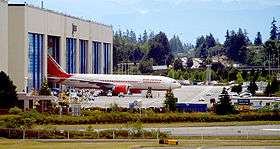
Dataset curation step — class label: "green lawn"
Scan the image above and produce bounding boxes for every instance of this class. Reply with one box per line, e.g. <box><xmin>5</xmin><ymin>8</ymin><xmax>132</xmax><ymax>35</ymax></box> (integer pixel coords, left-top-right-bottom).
<box><xmin>34</xmin><ymin>121</ymin><xmax>280</xmax><ymax>130</ymax></box>
<box><xmin>0</xmin><ymin>139</ymin><xmax>280</xmax><ymax>149</ymax></box>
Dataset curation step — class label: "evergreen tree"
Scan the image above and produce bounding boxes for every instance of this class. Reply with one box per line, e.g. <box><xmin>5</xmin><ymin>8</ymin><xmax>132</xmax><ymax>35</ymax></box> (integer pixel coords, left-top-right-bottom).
<box><xmin>138</xmin><ymin>34</ymin><xmax>142</xmax><ymax>43</ymax></box>
<box><xmin>0</xmin><ymin>71</ymin><xmax>18</xmax><ymax>109</ymax></box>
<box><xmin>148</xmin><ymin>32</ymin><xmax>172</xmax><ymax>65</ymax></box>
<box><xmin>169</xmin><ymin>35</ymin><xmax>184</xmax><ymax>53</ymax></box>
<box><xmin>164</xmin><ymin>89</ymin><xmax>178</xmax><ymax>112</ymax></box>
<box><xmin>247</xmin><ymin>80</ymin><xmax>258</xmax><ymax>95</ymax></box>
<box><xmin>149</xmin><ymin>31</ymin><xmax>155</xmax><ymax>40</ymax></box>
<box><xmin>195</xmin><ymin>36</ymin><xmax>205</xmax><ymax>49</ymax></box>
<box><xmin>186</xmin><ymin>58</ymin><xmax>194</xmax><ymax>68</ymax></box>
<box><xmin>205</xmin><ymin>33</ymin><xmax>216</xmax><ymax>49</ymax></box>
<box><xmin>143</xmin><ymin>30</ymin><xmax>148</xmax><ymax>43</ymax></box>
<box><xmin>271</xmin><ymin>77</ymin><xmax>279</xmax><ymax>94</ymax></box>
<box><xmin>224</xmin><ymin>29</ymin><xmax>250</xmax><ymax>64</ymax></box>
<box><xmin>215</xmin><ymin>88</ymin><xmax>235</xmax><ymax>115</ymax></box>
<box><xmin>270</xmin><ymin>18</ymin><xmax>278</xmax><ymax>40</ymax></box>
<box><xmin>129</xmin><ymin>48</ymin><xmax>144</xmax><ymax>62</ymax></box>
<box><xmin>265</xmin><ymin>82</ymin><xmax>272</xmax><ymax>96</ymax></box>
<box><xmin>254</xmin><ymin>32</ymin><xmax>263</xmax><ymax>46</ymax></box>
<box><xmin>130</xmin><ymin>30</ymin><xmax>137</xmax><ymax>43</ymax></box>
<box><xmin>173</xmin><ymin>58</ymin><xmax>183</xmax><ymax>71</ymax></box>
<box><xmin>139</xmin><ymin>58</ymin><xmax>153</xmax><ymax>74</ymax></box>
<box><xmin>224</xmin><ymin>30</ymin><xmax>230</xmax><ymax>46</ymax></box>
<box><xmin>39</xmin><ymin>79</ymin><xmax>51</xmax><ymax>96</ymax></box>
<box><xmin>231</xmin><ymin>84</ymin><xmax>242</xmax><ymax>94</ymax></box>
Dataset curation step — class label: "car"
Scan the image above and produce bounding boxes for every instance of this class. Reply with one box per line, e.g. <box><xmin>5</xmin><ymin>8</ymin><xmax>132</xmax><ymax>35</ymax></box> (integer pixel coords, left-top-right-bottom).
<box><xmin>229</xmin><ymin>92</ymin><xmax>238</xmax><ymax>97</ymax></box>
<box><xmin>240</xmin><ymin>92</ymin><xmax>252</xmax><ymax>97</ymax></box>
<box><xmin>199</xmin><ymin>98</ymin><xmax>205</xmax><ymax>102</ymax></box>
<box><xmin>206</xmin><ymin>93</ymin><xmax>211</xmax><ymax>96</ymax></box>
<box><xmin>93</xmin><ymin>92</ymin><xmax>100</xmax><ymax>97</ymax></box>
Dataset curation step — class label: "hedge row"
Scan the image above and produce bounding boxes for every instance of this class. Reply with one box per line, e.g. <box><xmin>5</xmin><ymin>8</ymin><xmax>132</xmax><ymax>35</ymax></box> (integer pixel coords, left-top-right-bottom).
<box><xmin>1</xmin><ymin>111</ymin><xmax>279</xmax><ymax>125</ymax></box>
<box><xmin>0</xmin><ymin>128</ymin><xmax>168</xmax><ymax>139</ymax></box>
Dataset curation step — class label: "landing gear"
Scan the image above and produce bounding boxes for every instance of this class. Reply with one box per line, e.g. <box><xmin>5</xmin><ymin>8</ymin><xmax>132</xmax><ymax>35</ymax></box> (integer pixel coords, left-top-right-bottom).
<box><xmin>146</xmin><ymin>87</ymin><xmax>153</xmax><ymax>98</ymax></box>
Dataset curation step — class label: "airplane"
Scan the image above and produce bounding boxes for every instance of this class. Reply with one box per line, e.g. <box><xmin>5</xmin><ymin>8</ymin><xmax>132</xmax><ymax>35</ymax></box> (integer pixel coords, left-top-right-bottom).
<box><xmin>47</xmin><ymin>55</ymin><xmax>181</xmax><ymax>96</ymax></box>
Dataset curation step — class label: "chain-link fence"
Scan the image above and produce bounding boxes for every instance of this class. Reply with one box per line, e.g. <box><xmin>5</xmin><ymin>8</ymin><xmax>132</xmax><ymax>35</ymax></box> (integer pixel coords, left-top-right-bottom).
<box><xmin>0</xmin><ymin>128</ymin><xmax>169</xmax><ymax>140</ymax></box>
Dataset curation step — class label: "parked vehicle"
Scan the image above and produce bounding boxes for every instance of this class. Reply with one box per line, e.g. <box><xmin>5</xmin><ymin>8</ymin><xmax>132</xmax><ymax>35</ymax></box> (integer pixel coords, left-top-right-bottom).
<box><xmin>176</xmin><ymin>103</ymin><xmax>207</xmax><ymax>112</ymax></box>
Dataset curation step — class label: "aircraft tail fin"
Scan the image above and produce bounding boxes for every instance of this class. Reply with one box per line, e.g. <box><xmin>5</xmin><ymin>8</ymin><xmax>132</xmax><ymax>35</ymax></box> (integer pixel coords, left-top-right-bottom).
<box><xmin>47</xmin><ymin>55</ymin><xmax>72</xmax><ymax>78</ymax></box>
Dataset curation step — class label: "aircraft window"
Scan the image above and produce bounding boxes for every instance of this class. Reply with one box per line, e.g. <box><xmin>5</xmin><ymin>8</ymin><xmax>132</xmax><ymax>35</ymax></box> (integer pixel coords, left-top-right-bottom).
<box><xmin>173</xmin><ymin>81</ymin><xmax>177</xmax><ymax>83</ymax></box>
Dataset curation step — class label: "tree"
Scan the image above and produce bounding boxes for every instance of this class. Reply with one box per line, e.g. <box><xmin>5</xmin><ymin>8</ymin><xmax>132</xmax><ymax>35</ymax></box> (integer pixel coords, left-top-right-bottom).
<box><xmin>270</xmin><ymin>18</ymin><xmax>278</xmax><ymax>40</ymax></box>
<box><xmin>205</xmin><ymin>33</ymin><xmax>216</xmax><ymax>49</ymax></box>
<box><xmin>254</xmin><ymin>32</ymin><xmax>263</xmax><ymax>46</ymax></box>
<box><xmin>247</xmin><ymin>80</ymin><xmax>258</xmax><ymax>95</ymax></box>
<box><xmin>186</xmin><ymin>58</ymin><xmax>194</xmax><ymax>68</ymax></box>
<box><xmin>148</xmin><ymin>32</ymin><xmax>172</xmax><ymax>65</ymax></box>
<box><xmin>139</xmin><ymin>58</ymin><xmax>153</xmax><ymax>74</ymax></box>
<box><xmin>0</xmin><ymin>71</ymin><xmax>18</xmax><ymax>109</ymax></box>
<box><xmin>194</xmin><ymin>35</ymin><xmax>215</xmax><ymax>59</ymax></box>
<box><xmin>271</xmin><ymin>77</ymin><xmax>279</xmax><ymax>94</ymax></box>
<box><xmin>164</xmin><ymin>89</ymin><xmax>178</xmax><ymax>112</ymax></box>
<box><xmin>231</xmin><ymin>84</ymin><xmax>242</xmax><ymax>94</ymax></box>
<box><xmin>215</xmin><ymin>88</ymin><xmax>235</xmax><ymax>115</ymax></box>
<box><xmin>142</xmin><ymin>30</ymin><xmax>148</xmax><ymax>43</ymax></box>
<box><xmin>236</xmin><ymin>72</ymin><xmax>244</xmax><ymax>85</ymax></box>
<box><xmin>129</xmin><ymin>48</ymin><xmax>144</xmax><ymax>62</ymax></box>
<box><xmin>264</xmin><ymin>40</ymin><xmax>280</xmax><ymax>67</ymax></box>
<box><xmin>265</xmin><ymin>82</ymin><xmax>272</xmax><ymax>96</ymax></box>
<box><xmin>169</xmin><ymin>35</ymin><xmax>184</xmax><ymax>54</ymax></box>
<box><xmin>224</xmin><ymin>28</ymin><xmax>250</xmax><ymax>64</ymax></box>
<box><xmin>173</xmin><ymin>58</ymin><xmax>183</xmax><ymax>71</ymax></box>
<box><xmin>264</xmin><ymin>78</ymin><xmax>279</xmax><ymax>96</ymax></box>
<box><xmin>39</xmin><ymin>79</ymin><xmax>51</xmax><ymax>96</ymax></box>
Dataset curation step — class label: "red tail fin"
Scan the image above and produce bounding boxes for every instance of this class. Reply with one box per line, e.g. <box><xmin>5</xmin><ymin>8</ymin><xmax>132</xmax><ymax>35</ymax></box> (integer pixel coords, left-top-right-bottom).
<box><xmin>47</xmin><ymin>55</ymin><xmax>72</xmax><ymax>78</ymax></box>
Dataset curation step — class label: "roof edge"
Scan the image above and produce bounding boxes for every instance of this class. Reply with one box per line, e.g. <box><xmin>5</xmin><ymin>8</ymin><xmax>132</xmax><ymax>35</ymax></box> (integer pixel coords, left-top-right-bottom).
<box><xmin>8</xmin><ymin>3</ymin><xmax>113</xmax><ymax>28</ymax></box>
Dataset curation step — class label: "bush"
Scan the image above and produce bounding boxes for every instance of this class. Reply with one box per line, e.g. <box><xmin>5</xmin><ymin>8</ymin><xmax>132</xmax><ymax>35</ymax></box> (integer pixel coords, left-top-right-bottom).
<box><xmin>0</xmin><ymin>71</ymin><xmax>18</xmax><ymax>109</ymax></box>
<box><xmin>8</xmin><ymin>107</ymin><xmax>22</xmax><ymax>115</ymax></box>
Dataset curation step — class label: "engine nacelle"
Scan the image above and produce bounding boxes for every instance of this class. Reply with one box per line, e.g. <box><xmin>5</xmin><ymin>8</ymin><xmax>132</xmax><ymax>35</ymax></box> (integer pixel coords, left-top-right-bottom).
<box><xmin>113</xmin><ymin>84</ymin><xmax>129</xmax><ymax>95</ymax></box>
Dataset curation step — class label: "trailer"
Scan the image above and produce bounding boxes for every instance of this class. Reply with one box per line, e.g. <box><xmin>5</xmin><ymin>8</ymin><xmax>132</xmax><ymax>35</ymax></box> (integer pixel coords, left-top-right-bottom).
<box><xmin>176</xmin><ymin>103</ymin><xmax>207</xmax><ymax>112</ymax></box>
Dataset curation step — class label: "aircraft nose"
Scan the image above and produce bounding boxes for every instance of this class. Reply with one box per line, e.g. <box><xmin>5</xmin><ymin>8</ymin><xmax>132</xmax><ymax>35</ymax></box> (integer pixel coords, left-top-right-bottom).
<box><xmin>177</xmin><ymin>83</ymin><xmax>182</xmax><ymax>88</ymax></box>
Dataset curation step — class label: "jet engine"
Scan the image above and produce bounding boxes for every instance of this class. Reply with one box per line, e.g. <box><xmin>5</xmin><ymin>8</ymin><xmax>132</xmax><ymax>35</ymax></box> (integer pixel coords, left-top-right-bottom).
<box><xmin>112</xmin><ymin>84</ymin><xmax>129</xmax><ymax>95</ymax></box>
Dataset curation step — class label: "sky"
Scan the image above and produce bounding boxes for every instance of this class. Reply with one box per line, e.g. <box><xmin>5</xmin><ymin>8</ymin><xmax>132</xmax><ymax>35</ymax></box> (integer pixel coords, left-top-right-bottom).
<box><xmin>9</xmin><ymin>0</ymin><xmax>280</xmax><ymax>44</ymax></box>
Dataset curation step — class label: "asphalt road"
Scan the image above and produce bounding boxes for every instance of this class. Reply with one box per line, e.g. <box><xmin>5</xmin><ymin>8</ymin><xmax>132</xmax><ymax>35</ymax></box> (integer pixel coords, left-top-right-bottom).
<box><xmin>81</xmin><ymin>86</ymin><xmax>224</xmax><ymax>108</ymax></box>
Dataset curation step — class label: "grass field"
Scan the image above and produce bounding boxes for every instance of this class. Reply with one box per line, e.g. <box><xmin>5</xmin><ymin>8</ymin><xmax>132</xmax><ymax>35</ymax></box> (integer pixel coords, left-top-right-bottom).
<box><xmin>34</xmin><ymin>121</ymin><xmax>280</xmax><ymax>130</ymax></box>
<box><xmin>0</xmin><ymin>139</ymin><xmax>280</xmax><ymax>149</ymax></box>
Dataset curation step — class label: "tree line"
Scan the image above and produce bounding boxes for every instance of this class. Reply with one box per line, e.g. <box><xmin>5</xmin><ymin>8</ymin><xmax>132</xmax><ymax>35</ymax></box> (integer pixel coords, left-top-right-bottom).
<box><xmin>113</xmin><ymin>29</ymin><xmax>193</xmax><ymax>73</ymax></box>
<box><xmin>194</xmin><ymin>18</ymin><xmax>280</xmax><ymax>67</ymax></box>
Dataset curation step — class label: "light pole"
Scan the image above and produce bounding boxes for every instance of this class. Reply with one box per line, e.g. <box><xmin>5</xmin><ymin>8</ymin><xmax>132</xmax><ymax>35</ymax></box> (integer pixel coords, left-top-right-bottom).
<box><xmin>24</xmin><ymin>76</ymin><xmax>29</xmax><ymax>93</ymax></box>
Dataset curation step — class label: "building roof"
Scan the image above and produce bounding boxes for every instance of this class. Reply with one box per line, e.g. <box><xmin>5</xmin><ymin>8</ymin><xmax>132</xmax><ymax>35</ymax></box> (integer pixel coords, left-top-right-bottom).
<box><xmin>8</xmin><ymin>3</ymin><xmax>112</xmax><ymax>28</ymax></box>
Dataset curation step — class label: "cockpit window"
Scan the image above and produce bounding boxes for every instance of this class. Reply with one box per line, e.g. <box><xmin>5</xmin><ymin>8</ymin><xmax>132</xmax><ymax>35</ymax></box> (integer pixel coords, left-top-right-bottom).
<box><xmin>172</xmin><ymin>81</ymin><xmax>177</xmax><ymax>83</ymax></box>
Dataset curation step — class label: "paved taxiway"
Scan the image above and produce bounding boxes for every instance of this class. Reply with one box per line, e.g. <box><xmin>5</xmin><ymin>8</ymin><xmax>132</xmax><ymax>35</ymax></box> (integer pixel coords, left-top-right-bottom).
<box><xmin>81</xmin><ymin>86</ymin><xmax>224</xmax><ymax>108</ymax></box>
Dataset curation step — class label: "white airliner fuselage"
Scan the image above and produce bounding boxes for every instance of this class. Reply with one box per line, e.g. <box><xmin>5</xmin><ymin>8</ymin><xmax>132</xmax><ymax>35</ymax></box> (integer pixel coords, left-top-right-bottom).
<box><xmin>47</xmin><ymin>55</ymin><xmax>181</xmax><ymax>94</ymax></box>
<box><xmin>64</xmin><ymin>74</ymin><xmax>181</xmax><ymax>91</ymax></box>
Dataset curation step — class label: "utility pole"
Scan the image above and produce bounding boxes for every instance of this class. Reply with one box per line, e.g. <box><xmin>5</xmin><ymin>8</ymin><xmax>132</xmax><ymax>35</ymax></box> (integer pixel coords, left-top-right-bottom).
<box><xmin>206</xmin><ymin>65</ymin><xmax>212</xmax><ymax>85</ymax></box>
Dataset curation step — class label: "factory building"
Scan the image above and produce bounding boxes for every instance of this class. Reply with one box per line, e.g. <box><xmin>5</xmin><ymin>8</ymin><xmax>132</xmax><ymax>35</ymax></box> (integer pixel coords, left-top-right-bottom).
<box><xmin>0</xmin><ymin>0</ymin><xmax>8</xmax><ymax>73</ymax></box>
<box><xmin>0</xmin><ymin>3</ymin><xmax>113</xmax><ymax>92</ymax></box>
